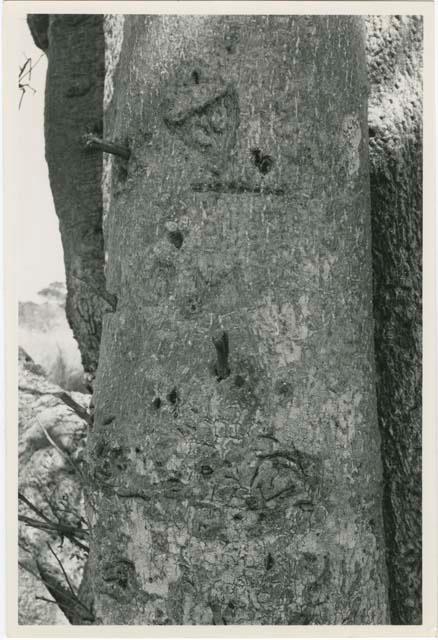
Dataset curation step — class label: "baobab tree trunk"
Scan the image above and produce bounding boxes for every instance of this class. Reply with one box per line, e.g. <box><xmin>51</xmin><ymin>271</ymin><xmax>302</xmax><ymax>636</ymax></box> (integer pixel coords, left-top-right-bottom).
<box><xmin>366</xmin><ymin>16</ymin><xmax>423</xmax><ymax>624</ymax></box>
<box><xmin>27</xmin><ymin>14</ymin><xmax>109</xmax><ymax>377</ymax></box>
<box><xmin>87</xmin><ymin>16</ymin><xmax>389</xmax><ymax>624</ymax></box>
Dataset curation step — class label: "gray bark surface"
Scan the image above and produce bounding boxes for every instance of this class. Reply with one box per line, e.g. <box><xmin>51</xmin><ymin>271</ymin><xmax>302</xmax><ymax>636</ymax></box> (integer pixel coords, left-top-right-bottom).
<box><xmin>27</xmin><ymin>15</ymin><xmax>108</xmax><ymax>375</ymax></box>
<box><xmin>88</xmin><ymin>16</ymin><xmax>389</xmax><ymax>624</ymax></box>
<box><xmin>366</xmin><ymin>16</ymin><xmax>422</xmax><ymax>625</ymax></box>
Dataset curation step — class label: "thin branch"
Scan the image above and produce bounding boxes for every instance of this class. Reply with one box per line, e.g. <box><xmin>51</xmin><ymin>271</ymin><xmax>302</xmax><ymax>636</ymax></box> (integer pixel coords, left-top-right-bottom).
<box><xmin>35</xmin><ymin>595</ymin><xmax>58</xmax><ymax>605</ymax></box>
<box><xmin>35</xmin><ymin>417</ymin><xmax>86</xmax><ymax>485</ymax></box>
<box><xmin>36</xmin><ymin>559</ymin><xmax>95</xmax><ymax>624</ymax></box>
<box><xmin>19</xmin><ymin>514</ymin><xmax>89</xmax><ymax>541</ymax></box>
<box><xmin>18</xmin><ymin>558</ymin><xmax>40</xmax><ymax>581</ymax></box>
<box><xmin>47</xmin><ymin>542</ymin><xmax>77</xmax><ymax>598</ymax></box>
<box><xmin>18</xmin><ymin>491</ymin><xmax>52</xmax><ymax>524</ymax></box>
<box><xmin>18</xmin><ymin>515</ymin><xmax>89</xmax><ymax>552</ymax></box>
<box><xmin>19</xmin><ymin>386</ymin><xmax>92</xmax><ymax>426</ymax></box>
<box><xmin>18</xmin><ymin>54</ymin><xmax>44</xmax><ymax>109</ymax></box>
<box><xmin>35</xmin><ymin>416</ymin><xmax>97</xmax><ymax>513</ymax></box>
<box><xmin>18</xmin><ymin>58</ymin><xmax>31</xmax><ymax>78</ymax></box>
<box><xmin>19</xmin><ymin>52</ymin><xmax>44</xmax><ymax>82</ymax></box>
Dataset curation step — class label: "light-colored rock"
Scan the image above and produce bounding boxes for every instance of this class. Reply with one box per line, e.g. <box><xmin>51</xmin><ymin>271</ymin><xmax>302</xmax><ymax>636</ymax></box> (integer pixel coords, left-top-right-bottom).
<box><xmin>18</xmin><ymin>348</ymin><xmax>90</xmax><ymax>625</ymax></box>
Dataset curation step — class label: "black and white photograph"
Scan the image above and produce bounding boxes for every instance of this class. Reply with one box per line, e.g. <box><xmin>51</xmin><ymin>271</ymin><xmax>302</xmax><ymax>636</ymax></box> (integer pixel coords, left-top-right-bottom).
<box><xmin>3</xmin><ymin>1</ymin><xmax>434</xmax><ymax>632</ymax></box>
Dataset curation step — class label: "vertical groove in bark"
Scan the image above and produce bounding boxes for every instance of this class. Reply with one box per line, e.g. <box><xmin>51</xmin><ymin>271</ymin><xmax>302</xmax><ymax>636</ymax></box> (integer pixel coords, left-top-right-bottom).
<box><xmin>29</xmin><ymin>14</ymin><xmax>108</xmax><ymax>375</ymax></box>
<box><xmin>89</xmin><ymin>16</ymin><xmax>389</xmax><ymax>624</ymax></box>
<box><xmin>366</xmin><ymin>16</ymin><xmax>422</xmax><ymax>625</ymax></box>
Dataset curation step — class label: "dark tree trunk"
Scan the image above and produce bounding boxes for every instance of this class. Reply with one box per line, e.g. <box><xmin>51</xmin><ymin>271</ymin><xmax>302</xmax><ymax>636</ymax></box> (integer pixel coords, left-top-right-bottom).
<box><xmin>366</xmin><ymin>15</ymin><xmax>423</xmax><ymax>625</ymax></box>
<box><xmin>27</xmin><ymin>14</ymin><xmax>108</xmax><ymax>376</ymax></box>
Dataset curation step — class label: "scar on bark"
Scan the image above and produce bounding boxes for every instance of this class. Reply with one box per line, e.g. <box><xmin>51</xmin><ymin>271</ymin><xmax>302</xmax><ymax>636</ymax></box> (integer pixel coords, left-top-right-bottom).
<box><xmin>212</xmin><ymin>331</ymin><xmax>230</xmax><ymax>381</ymax></box>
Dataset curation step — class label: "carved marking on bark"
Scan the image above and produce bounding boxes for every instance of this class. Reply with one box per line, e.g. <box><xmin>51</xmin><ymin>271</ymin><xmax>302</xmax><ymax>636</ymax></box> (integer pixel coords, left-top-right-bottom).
<box><xmin>191</xmin><ymin>180</ymin><xmax>286</xmax><ymax>195</ymax></box>
<box><xmin>212</xmin><ymin>331</ymin><xmax>231</xmax><ymax>381</ymax></box>
<box><xmin>163</xmin><ymin>66</ymin><xmax>239</xmax><ymax>171</ymax></box>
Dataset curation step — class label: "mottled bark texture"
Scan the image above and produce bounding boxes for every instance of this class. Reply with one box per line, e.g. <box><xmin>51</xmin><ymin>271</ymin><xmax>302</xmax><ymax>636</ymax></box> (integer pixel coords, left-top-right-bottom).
<box><xmin>88</xmin><ymin>16</ymin><xmax>389</xmax><ymax>624</ymax></box>
<box><xmin>366</xmin><ymin>16</ymin><xmax>422</xmax><ymax>625</ymax></box>
<box><xmin>27</xmin><ymin>15</ymin><xmax>109</xmax><ymax>375</ymax></box>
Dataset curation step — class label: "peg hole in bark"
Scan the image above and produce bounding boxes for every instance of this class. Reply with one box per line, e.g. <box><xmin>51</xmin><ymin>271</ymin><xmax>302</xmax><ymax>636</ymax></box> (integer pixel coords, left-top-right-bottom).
<box><xmin>265</xmin><ymin>552</ymin><xmax>275</xmax><ymax>570</ymax></box>
<box><xmin>275</xmin><ymin>379</ymin><xmax>294</xmax><ymax>396</ymax></box>
<box><xmin>200</xmin><ymin>464</ymin><xmax>214</xmax><ymax>476</ymax></box>
<box><xmin>182</xmin><ymin>295</ymin><xmax>201</xmax><ymax>317</ymax></box>
<box><xmin>167</xmin><ymin>388</ymin><xmax>180</xmax><ymax>416</ymax></box>
<box><xmin>214</xmin><ymin>364</ymin><xmax>230</xmax><ymax>381</ymax></box>
<box><xmin>234</xmin><ymin>374</ymin><xmax>245</xmax><ymax>387</ymax></box>
<box><xmin>224</xmin><ymin>30</ymin><xmax>239</xmax><ymax>54</ymax></box>
<box><xmin>191</xmin><ymin>69</ymin><xmax>200</xmax><ymax>84</ymax></box>
<box><xmin>94</xmin><ymin>439</ymin><xmax>107</xmax><ymax>458</ymax></box>
<box><xmin>102</xmin><ymin>559</ymin><xmax>136</xmax><ymax>590</ymax></box>
<box><xmin>167</xmin><ymin>388</ymin><xmax>179</xmax><ymax>404</ymax></box>
<box><xmin>102</xmin><ymin>415</ymin><xmax>115</xmax><ymax>426</ymax></box>
<box><xmin>168</xmin><ymin>229</ymin><xmax>184</xmax><ymax>249</ymax></box>
<box><xmin>245</xmin><ymin>496</ymin><xmax>258</xmax><ymax>510</ymax></box>
<box><xmin>104</xmin><ymin>292</ymin><xmax>118</xmax><ymax>312</ymax></box>
<box><xmin>212</xmin><ymin>331</ymin><xmax>230</xmax><ymax>381</ymax></box>
<box><xmin>251</xmin><ymin>148</ymin><xmax>274</xmax><ymax>174</ymax></box>
<box><xmin>152</xmin><ymin>397</ymin><xmax>162</xmax><ymax>409</ymax></box>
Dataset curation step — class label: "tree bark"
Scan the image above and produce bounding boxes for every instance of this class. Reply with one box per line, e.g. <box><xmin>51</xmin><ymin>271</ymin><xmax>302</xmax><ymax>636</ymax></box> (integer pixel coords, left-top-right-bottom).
<box><xmin>366</xmin><ymin>16</ymin><xmax>423</xmax><ymax>625</ymax></box>
<box><xmin>27</xmin><ymin>14</ymin><xmax>108</xmax><ymax>376</ymax></box>
<box><xmin>88</xmin><ymin>16</ymin><xmax>389</xmax><ymax>624</ymax></box>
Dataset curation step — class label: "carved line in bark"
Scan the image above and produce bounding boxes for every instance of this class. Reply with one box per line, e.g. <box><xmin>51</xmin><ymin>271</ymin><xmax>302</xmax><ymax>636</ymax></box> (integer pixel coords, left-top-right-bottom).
<box><xmin>190</xmin><ymin>180</ymin><xmax>286</xmax><ymax>195</ymax></box>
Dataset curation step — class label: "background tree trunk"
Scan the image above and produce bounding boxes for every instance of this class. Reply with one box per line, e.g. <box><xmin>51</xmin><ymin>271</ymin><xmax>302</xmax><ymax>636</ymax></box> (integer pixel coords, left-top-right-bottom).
<box><xmin>27</xmin><ymin>14</ymin><xmax>108</xmax><ymax>377</ymax></box>
<box><xmin>88</xmin><ymin>16</ymin><xmax>389</xmax><ymax>624</ymax></box>
<box><xmin>366</xmin><ymin>16</ymin><xmax>423</xmax><ymax>625</ymax></box>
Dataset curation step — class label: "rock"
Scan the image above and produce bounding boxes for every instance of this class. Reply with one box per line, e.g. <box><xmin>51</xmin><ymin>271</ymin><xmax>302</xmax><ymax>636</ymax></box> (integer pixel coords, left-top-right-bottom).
<box><xmin>18</xmin><ymin>349</ymin><xmax>90</xmax><ymax>625</ymax></box>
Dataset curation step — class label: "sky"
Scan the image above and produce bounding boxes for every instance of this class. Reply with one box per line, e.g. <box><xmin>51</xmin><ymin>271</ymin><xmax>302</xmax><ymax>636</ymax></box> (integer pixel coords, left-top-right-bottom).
<box><xmin>16</xmin><ymin>16</ymin><xmax>65</xmax><ymax>302</ymax></box>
